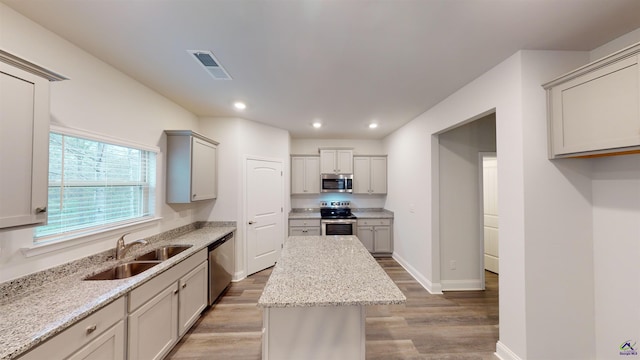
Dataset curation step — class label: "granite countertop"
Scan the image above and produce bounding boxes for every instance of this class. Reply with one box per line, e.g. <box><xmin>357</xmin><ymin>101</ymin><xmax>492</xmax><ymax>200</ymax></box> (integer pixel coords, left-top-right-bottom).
<box><xmin>0</xmin><ymin>225</ymin><xmax>235</xmax><ymax>360</ymax></box>
<box><xmin>258</xmin><ymin>235</ymin><xmax>405</xmax><ymax>308</ymax></box>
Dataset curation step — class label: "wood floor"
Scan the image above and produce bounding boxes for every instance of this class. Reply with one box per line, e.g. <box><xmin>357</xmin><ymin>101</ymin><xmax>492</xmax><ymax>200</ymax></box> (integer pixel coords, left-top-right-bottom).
<box><xmin>166</xmin><ymin>258</ymin><xmax>499</xmax><ymax>360</ymax></box>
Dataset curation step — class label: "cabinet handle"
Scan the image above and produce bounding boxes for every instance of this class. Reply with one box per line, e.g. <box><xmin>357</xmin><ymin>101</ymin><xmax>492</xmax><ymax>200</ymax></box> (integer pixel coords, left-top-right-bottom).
<box><xmin>35</xmin><ymin>206</ymin><xmax>47</xmax><ymax>214</ymax></box>
<box><xmin>248</xmin><ymin>221</ymin><xmax>256</xmax><ymax>225</ymax></box>
<box><xmin>173</xmin><ymin>289</ymin><xmax>179</xmax><ymax>295</ymax></box>
<box><xmin>182</xmin><ymin>283</ymin><xmax>187</xmax><ymax>289</ymax></box>
<box><xmin>192</xmin><ymin>194</ymin><xmax>197</xmax><ymax>198</ymax></box>
<box><xmin>86</xmin><ymin>324</ymin><xmax>97</xmax><ymax>335</ymax></box>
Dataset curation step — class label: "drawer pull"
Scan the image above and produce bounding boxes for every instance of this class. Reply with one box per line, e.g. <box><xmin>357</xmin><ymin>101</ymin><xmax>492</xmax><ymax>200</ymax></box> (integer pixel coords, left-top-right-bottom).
<box><xmin>86</xmin><ymin>324</ymin><xmax>97</xmax><ymax>335</ymax></box>
<box><xmin>35</xmin><ymin>206</ymin><xmax>47</xmax><ymax>214</ymax></box>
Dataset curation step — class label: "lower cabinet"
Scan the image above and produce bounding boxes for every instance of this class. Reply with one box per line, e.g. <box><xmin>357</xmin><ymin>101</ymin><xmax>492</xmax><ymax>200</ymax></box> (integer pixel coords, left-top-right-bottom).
<box><xmin>289</xmin><ymin>219</ymin><xmax>321</xmax><ymax>236</ymax></box>
<box><xmin>128</xmin><ymin>248</ymin><xmax>208</xmax><ymax>360</ymax></box>
<box><xmin>357</xmin><ymin>218</ymin><xmax>393</xmax><ymax>256</ymax></box>
<box><xmin>18</xmin><ymin>297</ymin><xmax>126</xmax><ymax>360</ymax></box>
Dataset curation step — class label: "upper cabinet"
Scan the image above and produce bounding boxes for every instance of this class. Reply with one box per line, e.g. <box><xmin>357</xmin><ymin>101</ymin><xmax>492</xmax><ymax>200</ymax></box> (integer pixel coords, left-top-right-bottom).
<box><xmin>320</xmin><ymin>149</ymin><xmax>353</xmax><ymax>174</ymax></box>
<box><xmin>353</xmin><ymin>156</ymin><xmax>387</xmax><ymax>194</ymax></box>
<box><xmin>165</xmin><ymin>130</ymin><xmax>219</xmax><ymax>203</ymax></box>
<box><xmin>291</xmin><ymin>156</ymin><xmax>320</xmax><ymax>194</ymax></box>
<box><xmin>543</xmin><ymin>42</ymin><xmax>640</xmax><ymax>158</ymax></box>
<box><xmin>0</xmin><ymin>51</ymin><xmax>66</xmax><ymax>230</ymax></box>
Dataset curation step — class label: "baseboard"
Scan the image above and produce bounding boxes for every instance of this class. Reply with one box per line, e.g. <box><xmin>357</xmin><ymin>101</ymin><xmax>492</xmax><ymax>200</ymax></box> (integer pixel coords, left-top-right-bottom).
<box><xmin>495</xmin><ymin>341</ymin><xmax>522</xmax><ymax>360</ymax></box>
<box><xmin>233</xmin><ymin>270</ymin><xmax>246</xmax><ymax>282</ymax></box>
<box><xmin>392</xmin><ymin>252</ymin><xmax>443</xmax><ymax>294</ymax></box>
<box><xmin>440</xmin><ymin>278</ymin><xmax>484</xmax><ymax>291</ymax></box>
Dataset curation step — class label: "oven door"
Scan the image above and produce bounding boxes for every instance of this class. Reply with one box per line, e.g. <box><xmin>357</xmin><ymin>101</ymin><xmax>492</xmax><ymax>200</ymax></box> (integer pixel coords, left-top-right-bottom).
<box><xmin>321</xmin><ymin>220</ymin><xmax>357</xmax><ymax>236</ymax></box>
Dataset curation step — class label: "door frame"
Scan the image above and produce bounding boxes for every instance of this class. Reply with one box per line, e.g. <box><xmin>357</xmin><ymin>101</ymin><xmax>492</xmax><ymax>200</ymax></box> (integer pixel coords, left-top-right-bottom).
<box><xmin>242</xmin><ymin>155</ymin><xmax>285</xmax><ymax>277</ymax></box>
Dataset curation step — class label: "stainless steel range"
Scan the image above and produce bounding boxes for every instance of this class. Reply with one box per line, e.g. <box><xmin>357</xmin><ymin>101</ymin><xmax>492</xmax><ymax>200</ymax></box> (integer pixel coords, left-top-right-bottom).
<box><xmin>320</xmin><ymin>201</ymin><xmax>357</xmax><ymax>236</ymax></box>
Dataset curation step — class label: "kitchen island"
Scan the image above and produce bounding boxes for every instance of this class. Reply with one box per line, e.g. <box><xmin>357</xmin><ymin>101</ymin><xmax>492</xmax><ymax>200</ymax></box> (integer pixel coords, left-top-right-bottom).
<box><xmin>258</xmin><ymin>235</ymin><xmax>405</xmax><ymax>360</ymax></box>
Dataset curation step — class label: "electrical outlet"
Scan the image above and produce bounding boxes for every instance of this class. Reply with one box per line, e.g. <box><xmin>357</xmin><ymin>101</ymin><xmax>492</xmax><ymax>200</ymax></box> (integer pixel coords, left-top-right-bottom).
<box><xmin>450</xmin><ymin>260</ymin><xmax>456</xmax><ymax>270</ymax></box>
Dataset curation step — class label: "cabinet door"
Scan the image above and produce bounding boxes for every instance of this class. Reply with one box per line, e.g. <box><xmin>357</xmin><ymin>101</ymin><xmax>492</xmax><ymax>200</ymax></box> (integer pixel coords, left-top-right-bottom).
<box><xmin>551</xmin><ymin>55</ymin><xmax>640</xmax><ymax>156</ymax></box>
<box><xmin>373</xmin><ymin>226</ymin><xmax>392</xmax><ymax>253</ymax></box>
<box><xmin>369</xmin><ymin>157</ymin><xmax>387</xmax><ymax>194</ymax></box>
<box><xmin>356</xmin><ymin>226</ymin><xmax>374</xmax><ymax>252</ymax></box>
<box><xmin>336</xmin><ymin>150</ymin><xmax>353</xmax><ymax>173</ymax></box>
<box><xmin>291</xmin><ymin>157</ymin><xmax>306</xmax><ymax>194</ymax></box>
<box><xmin>191</xmin><ymin>138</ymin><xmax>217</xmax><ymax>200</ymax></box>
<box><xmin>67</xmin><ymin>321</ymin><xmax>125</xmax><ymax>360</ymax></box>
<box><xmin>320</xmin><ymin>149</ymin><xmax>336</xmax><ymax>174</ymax></box>
<box><xmin>129</xmin><ymin>283</ymin><xmax>179</xmax><ymax>360</ymax></box>
<box><xmin>178</xmin><ymin>261</ymin><xmax>208</xmax><ymax>336</ymax></box>
<box><xmin>352</xmin><ymin>157</ymin><xmax>370</xmax><ymax>194</ymax></box>
<box><xmin>0</xmin><ymin>63</ymin><xmax>49</xmax><ymax>229</ymax></box>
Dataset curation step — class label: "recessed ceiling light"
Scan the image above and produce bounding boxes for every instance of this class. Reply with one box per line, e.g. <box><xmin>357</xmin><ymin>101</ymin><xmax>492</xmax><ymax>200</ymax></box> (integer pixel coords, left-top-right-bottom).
<box><xmin>233</xmin><ymin>102</ymin><xmax>246</xmax><ymax>111</ymax></box>
<box><xmin>312</xmin><ymin>122</ymin><xmax>322</xmax><ymax>129</ymax></box>
<box><xmin>369</xmin><ymin>123</ymin><xmax>378</xmax><ymax>129</ymax></box>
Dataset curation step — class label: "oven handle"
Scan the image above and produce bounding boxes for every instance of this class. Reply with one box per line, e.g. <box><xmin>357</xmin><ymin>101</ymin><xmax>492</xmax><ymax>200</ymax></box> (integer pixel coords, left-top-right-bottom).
<box><xmin>321</xmin><ymin>220</ymin><xmax>357</xmax><ymax>224</ymax></box>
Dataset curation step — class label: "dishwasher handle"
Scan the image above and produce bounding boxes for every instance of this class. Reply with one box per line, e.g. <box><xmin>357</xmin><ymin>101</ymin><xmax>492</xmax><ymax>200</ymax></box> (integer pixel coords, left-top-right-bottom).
<box><xmin>208</xmin><ymin>232</ymin><xmax>234</xmax><ymax>251</ymax></box>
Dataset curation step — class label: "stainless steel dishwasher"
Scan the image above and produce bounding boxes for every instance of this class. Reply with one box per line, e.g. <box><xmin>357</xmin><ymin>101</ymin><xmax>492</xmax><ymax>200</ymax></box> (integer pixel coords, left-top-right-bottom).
<box><xmin>208</xmin><ymin>232</ymin><xmax>234</xmax><ymax>305</ymax></box>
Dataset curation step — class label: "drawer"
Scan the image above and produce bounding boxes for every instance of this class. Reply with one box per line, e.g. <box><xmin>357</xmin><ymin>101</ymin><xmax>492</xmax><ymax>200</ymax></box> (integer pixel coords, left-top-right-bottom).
<box><xmin>289</xmin><ymin>227</ymin><xmax>321</xmax><ymax>236</ymax></box>
<box><xmin>289</xmin><ymin>219</ymin><xmax>320</xmax><ymax>227</ymax></box>
<box><xmin>357</xmin><ymin>218</ymin><xmax>392</xmax><ymax>226</ymax></box>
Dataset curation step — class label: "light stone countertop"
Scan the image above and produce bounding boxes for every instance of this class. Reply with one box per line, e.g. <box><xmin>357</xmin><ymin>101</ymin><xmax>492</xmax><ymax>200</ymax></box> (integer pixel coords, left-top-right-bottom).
<box><xmin>0</xmin><ymin>225</ymin><xmax>235</xmax><ymax>360</ymax></box>
<box><xmin>258</xmin><ymin>235</ymin><xmax>405</xmax><ymax>308</ymax></box>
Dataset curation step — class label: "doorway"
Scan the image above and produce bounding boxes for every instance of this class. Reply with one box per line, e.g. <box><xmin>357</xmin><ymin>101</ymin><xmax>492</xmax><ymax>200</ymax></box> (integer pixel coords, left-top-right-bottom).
<box><xmin>438</xmin><ymin>113</ymin><xmax>496</xmax><ymax>291</ymax></box>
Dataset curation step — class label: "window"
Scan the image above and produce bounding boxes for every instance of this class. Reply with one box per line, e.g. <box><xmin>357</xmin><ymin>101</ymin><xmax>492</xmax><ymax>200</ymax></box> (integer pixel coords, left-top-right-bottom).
<box><xmin>35</xmin><ymin>128</ymin><xmax>156</xmax><ymax>243</ymax></box>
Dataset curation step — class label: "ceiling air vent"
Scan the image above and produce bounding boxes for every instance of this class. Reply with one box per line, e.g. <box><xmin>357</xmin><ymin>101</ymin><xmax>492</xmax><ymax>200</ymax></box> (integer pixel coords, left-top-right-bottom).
<box><xmin>187</xmin><ymin>50</ymin><xmax>232</xmax><ymax>80</ymax></box>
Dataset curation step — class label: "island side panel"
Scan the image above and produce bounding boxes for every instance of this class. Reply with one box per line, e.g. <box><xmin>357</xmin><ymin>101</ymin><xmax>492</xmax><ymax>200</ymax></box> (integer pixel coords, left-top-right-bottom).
<box><xmin>262</xmin><ymin>305</ymin><xmax>365</xmax><ymax>360</ymax></box>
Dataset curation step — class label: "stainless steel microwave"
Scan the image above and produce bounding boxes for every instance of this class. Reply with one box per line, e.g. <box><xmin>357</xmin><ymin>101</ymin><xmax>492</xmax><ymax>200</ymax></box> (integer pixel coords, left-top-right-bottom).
<box><xmin>321</xmin><ymin>174</ymin><xmax>353</xmax><ymax>193</ymax></box>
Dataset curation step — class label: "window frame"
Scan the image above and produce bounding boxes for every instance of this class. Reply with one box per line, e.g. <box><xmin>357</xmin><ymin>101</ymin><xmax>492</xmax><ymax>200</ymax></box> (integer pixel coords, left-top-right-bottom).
<box><xmin>24</xmin><ymin>125</ymin><xmax>161</xmax><ymax>256</ymax></box>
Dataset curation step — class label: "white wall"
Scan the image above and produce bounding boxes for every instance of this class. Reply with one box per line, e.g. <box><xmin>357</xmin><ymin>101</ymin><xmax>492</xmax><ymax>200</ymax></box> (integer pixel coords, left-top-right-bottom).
<box><xmin>0</xmin><ymin>3</ymin><xmax>201</xmax><ymax>282</ymax></box>
<box><xmin>198</xmin><ymin>117</ymin><xmax>290</xmax><ymax>279</ymax></box>
<box><xmin>438</xmin><ymin>114</ymin><xmax>496</xmax><ymax>289</ymax></box>
<box><xmin>591</xmin><ymin>155</ymin><xmax>640</xmax><ymax>359</ymax></box>
<box><xmin>383</xmin><ymin>49</ymin><xmax>591</xmax><ymax>359</ymax></box>
<box><xmin>290</xmin><ymin>138</ymin><xmax>387</xmax><ymax>210</ymax></box>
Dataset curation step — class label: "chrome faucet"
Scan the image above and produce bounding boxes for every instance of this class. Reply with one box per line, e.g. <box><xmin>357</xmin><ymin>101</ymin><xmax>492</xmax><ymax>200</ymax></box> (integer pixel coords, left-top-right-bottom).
<box><xmin>115</xmin><ymin>233</ymin><xmax>148</xmax><ymax>260</ymax></box>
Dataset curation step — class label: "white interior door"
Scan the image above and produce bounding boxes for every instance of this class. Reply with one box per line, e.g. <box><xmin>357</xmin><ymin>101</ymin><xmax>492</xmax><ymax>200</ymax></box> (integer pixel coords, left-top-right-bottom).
<box><xmin>482</xmin><ymin>155</ymin><xmax>499</xmax><ymax>274</ymax></box>
<box><xmin>246</xmin><ymin>158</ymin><xmax>284</xmax><ymax>275</ymax></box>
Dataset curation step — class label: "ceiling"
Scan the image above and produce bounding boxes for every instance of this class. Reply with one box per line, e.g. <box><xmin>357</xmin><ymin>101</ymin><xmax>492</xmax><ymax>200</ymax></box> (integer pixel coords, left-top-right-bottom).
<box><xmin>4</xmin><ymin>0</ymin><xmax>640</xmax><ymax>139</ymax></box>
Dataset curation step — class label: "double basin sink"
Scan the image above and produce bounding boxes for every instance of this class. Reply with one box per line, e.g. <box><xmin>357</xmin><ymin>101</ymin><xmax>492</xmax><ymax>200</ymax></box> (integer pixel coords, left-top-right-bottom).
<box><xmin>85</xmin><ymin>245</ymin><xmax>192</xmax><ymax>280</ymax></box>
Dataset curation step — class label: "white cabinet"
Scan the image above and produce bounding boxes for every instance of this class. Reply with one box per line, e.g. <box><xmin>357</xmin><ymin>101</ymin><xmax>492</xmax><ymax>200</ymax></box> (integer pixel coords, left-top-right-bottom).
<box><xmin>18</xmin><ymin>297</ymin><xmax>125</xmax><ymax>360</ymax></box>
<box><xmin>356</xmin><ymin>218</ymin><xmax>393</xmax><ymax>256</ymax></box>
<box><xmin>291</xmin><ymin>156</ymin><xmax>320</xmax><ymax>194</ymax></box>
<box><xmin>543</xmin><ymin>44</ymin><xmax>640</xmax><ymax>158</ymax></box>
<box><xmin>289</xmin><ymin>219</ymin><xmax>321</xmax><ymax>236</ymax></box>
<box><xmin>0</xmin><ymin>52</ymin><xmax>65</xmax><ymax>230</ymax></box>
<box><xmin>128</xmin><ymin>284</ymin><xmax>178</xmax><ymax>360</ymax></box>
<box><xmin>165</xmin><ymin>130</ymin><xmax>218</xmax><ymax>203</ymax></box>
<box><xmin>353</xmin><ymin>156</ymin><xmax>387</xmax><ymax>194</ymax></box>
<box><xmin>320</xmin><ymin>149</ymin><xmax>353</xmax><ymax>174</ymax></box>
<box><xmin>178</xmin><ymin>261</ymin><xmax>208</xmax><ymax>336</ymax></box>
<box><xmin>128</xmin><ymin>248</ymin><xmax>208</xmax><ymax>360</ymax></box>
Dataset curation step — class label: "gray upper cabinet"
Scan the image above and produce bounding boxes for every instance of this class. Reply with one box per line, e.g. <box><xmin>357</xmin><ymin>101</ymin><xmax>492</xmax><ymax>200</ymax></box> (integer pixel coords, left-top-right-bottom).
<box><xmin>353</xmin><ymin>156</ymin><xmax>387</xmax><ymax>194</ymax></box>
<box><xmin>291</xmin><ymin>156</ymin><xmax>320</xmax><ymax>194</ymax></box>
<box><xmin>320</xmin><ymin>149</ymin><xmax>353</xmax><ymax>174</ymax></box>
<box><xmin>543</xmin><ymin>43</ymin><xmax>640</xmax><ymax>158</ymax></box>
<box><xmin>0</xmin><ymin>51</ymin><xmax>66</xmax><ymax>230</ymax></box>
<box><xmin>165</xmin><ymin>130</ymin><xmax>218</xmax><ymax>203</ymax></box>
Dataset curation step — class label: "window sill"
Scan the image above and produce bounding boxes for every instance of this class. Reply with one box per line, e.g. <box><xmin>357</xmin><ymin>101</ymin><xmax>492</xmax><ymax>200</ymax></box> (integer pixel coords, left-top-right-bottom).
<box><xmin>21</xmin><ymin>217</ymin><xmax>162</xmax><ymax>258</ymax></box>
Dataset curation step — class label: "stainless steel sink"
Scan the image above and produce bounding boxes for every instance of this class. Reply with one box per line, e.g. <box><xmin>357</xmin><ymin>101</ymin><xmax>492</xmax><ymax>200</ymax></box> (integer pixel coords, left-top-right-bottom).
<box><xmin>84</xmin><ymin>261</ymin><xmax>161</xmax><ymax>280</ymax></box>
<box><xmin>134</xmin><ymin>245</ymin><xmax>192</xmax><ymax>261</ymax></box>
